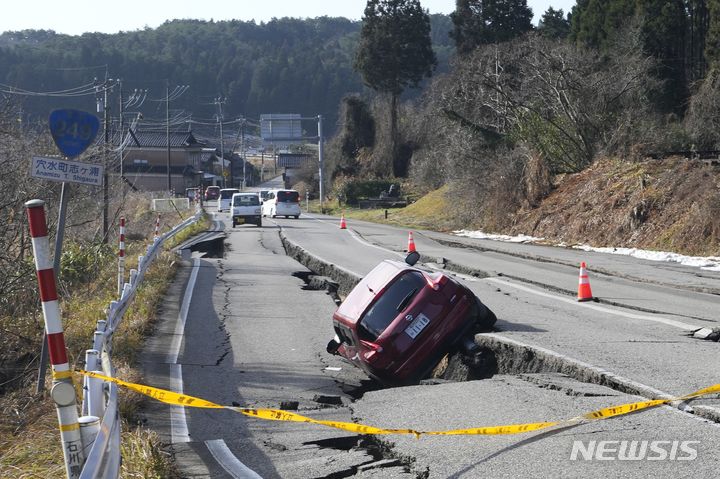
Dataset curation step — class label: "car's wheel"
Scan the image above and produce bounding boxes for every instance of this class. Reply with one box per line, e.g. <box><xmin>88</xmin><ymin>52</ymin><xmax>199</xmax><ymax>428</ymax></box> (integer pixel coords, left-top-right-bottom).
<box><xmin>293</xmin><ymin>215</ymin><xmax>299</xmax><ymax>219</ymax></box>
<box><xmin>256</xmin><ymin>220</ymin><xmax>262</xmax><ymax>227</ymax></box>
<box><xmin>326</xmin><ymin>338</ymin><xmax>341</xmax><ymax>355</ymax></box>
<box><xmin>461</xmin><ymin>347</ymin><xmax>498</xmax><ymax>378</ymax></box>
<box><xmin>231</xmin><ymin>223</ymin><xmax>235</xmax><ymax>228</ymax></box>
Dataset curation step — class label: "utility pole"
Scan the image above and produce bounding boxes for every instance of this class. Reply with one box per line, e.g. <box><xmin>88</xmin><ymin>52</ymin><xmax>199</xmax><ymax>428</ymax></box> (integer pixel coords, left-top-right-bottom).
<box><xmin>241</xmin><ymin>118</ymin><xmax>246</xmax><ymax>190</ymax></box>
<box><xmin>118</xmin><ymin>80</ymin><xmax>124</xmax><ymax>188</ymax></box>
<box><xmin>166</xmin><ymin>80</ymin><xmax>171</xmax><ymax>194</ymax></box>
<box><xmin>102</xmin><ymin>78</ymin><xmax>110</xmax><ymax>243</ymax></box>
<box><xmin>318</xmin><ymin>115</ymin><xmax>324</xmax><ymax>213</ymax></box>
<box><xmin>214</xmin><ymin>97</ymin><xmax>227</xmax><ymax>188</ymax></box>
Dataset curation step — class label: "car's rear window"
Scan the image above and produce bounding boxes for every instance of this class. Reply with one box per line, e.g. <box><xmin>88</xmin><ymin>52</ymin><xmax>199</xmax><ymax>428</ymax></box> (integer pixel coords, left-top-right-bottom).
<box><xmin>220</xmin><ymin>189</ymin><xmax>239</xmax><ymax>199</ymax></box>
<box><xmin>233</xmin><ymin>195</ymin><xmax>259</xmax><ymax>206</ymax></box>
<box><xmin>358</xmin><ymin>271</ymin><xmax>426</xmax><ymax>341</ymax></box>
<box><xmin>277</xmin><ymin>190</ymin><xmax>299</xmax><ymax>202</ymax></box>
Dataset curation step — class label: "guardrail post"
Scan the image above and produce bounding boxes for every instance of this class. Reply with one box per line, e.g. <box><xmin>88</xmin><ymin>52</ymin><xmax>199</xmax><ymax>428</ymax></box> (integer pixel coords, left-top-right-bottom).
<box><xmin>106</xmin><ymin>301</ymin><xmax>119</xmax><ymax>331</ymax></box>
<box><xmin>117</xmin><ymin>217</ymin><xmax>125</xmax><ymax>297</ymax></box>
<box><xmin>25</xmin><ymin>199</ymin><xmax>84</xmax><ymax>479</ymax></box>
<box><xmin>93</xmin><ymin>331</ymin><xmax>105</xmax><ymax>356</ymax></box>
<box><xmin>130</xmin><ymin>268</ymin><xmax>138</xmax><ymax>286</ymax></box>
<box><xmin>78</xmin><ymin>415</ymin><xmax>101</xmax><ymax>461</ymax></box>
<box><xmin>84</xmin><ymin>350</ymin><xmax>105</xmax><ymax>418</ymax></box>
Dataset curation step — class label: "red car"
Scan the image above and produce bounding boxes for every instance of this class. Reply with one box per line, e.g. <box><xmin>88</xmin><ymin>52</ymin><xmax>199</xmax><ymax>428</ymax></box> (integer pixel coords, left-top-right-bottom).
<box><xmin>327</xmin><ymin>252</ymin><xmax>496</xmax><ymax>385</ymax></box>
<box><xmin>204</xmin><ymin>186</ymin><xmax>220</xmax><ymax>201</ymax></box>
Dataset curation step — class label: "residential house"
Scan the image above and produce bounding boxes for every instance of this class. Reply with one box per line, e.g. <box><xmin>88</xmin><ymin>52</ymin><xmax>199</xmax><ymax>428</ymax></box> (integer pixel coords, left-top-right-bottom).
<box><xmin>121</xmin><ymin>130</ymin><xmax>216</xmax><ymax>193</ymax></box>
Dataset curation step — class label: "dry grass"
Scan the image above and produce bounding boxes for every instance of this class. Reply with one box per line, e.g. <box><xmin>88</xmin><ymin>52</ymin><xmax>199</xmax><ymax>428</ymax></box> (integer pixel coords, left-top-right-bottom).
<box><xmin>315</xmin><ymin>157</ymin><xmax>719</xmax><ymax>257</ymax></box>
<box><xmin>0</xmin><ymin>197</ymin><xmax>209</xmax><ymax>478</ymax></box>
<box><xmin>509</xmin><ymin>157</ymin><xmax>720</xmax><ymax>256</ymax></box>
<box><xmin>315</xmin><ymin>185</ymin><xmax>462</xmax><ymax>232</ymax></box>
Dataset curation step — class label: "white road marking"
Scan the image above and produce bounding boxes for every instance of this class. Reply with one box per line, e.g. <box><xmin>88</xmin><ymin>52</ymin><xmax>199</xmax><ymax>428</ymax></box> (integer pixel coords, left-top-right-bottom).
<box><xmin>166</xmin><ymin>257</ymin><xmax>264</xmax><ymax>473</ymax></box>
<box><xmin>167</xmin><ymin>258</ymin><xmax>201</xmax><ymax>364</ymax></box>
<box><xmin>205</xmin><ymin>439</ymin><xmax>263</xmax><ymax>479</ymax></box>
<box><xmin>487</xmin><ymin>277</ymin><xmax>700</xmax><ymax>330</ymax></box>
<box><xmin>170</xmin><ymin>364</ymin><xmax>190</xmax><ymax>443</ymax></box>
<box><xmin>305</xmin><ymin>212</ymin><xmax>405</xmax><ymax>256</ymax></box>
<box><xmin>167</xmin><ymin>258</ymin><xmax>200</xmax><ymax>444</ymax></box>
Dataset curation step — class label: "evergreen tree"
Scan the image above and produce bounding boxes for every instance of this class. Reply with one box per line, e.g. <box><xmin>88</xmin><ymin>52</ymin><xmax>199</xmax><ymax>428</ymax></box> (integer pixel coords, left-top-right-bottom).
<box><xmin>450</xmin><ymin>0</ymin><xmax>484</xmax><ymax>55</ymax></box>
<box><xmin>538</xmin><ymin>7</ymin><xmax>570</xmax><ymax>39</ymax></box>
<box><xmin>571</xmin><ymin>0</ymin><xmax>687</xmax><ymax>114</ymax></box>
<box><xmin>637</xmin><ymin>0</ymin><xmax>688</xmax><ymax>114</ymax></box>
<box><xmin>450</xmin><ymin>0</ymin><xmax>533</xmax><ymax>54</ymax></box>
<box><xmin>354</xmin><ymin>0</ymin><xmax>436</xmax><ymax>176</ymax></box>
<box><xmin>688</xmin><ymin>0</ymin><xmax>709</xmax><ymax>80</ymax></box>
<box><xmin>569</xmin><ymin>0</ymin><xmax>635</xmax><ymax>50</ymax></box>
<box><xmin>706</xmin><ymin>0</ymin><xmax>720</xmax><ymax>67</ymax></box>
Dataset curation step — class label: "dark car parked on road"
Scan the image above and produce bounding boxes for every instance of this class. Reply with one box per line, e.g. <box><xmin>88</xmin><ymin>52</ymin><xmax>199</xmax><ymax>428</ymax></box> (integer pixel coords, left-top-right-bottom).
<box><xmin>327</xmin><ymin>252</ymin><xmax>496</xmax><ymax>385</ymax></box>
<box><xmin>204</xmin><ymin>185</ymin><xmax>220</xmax><ymax>201</ymax></box>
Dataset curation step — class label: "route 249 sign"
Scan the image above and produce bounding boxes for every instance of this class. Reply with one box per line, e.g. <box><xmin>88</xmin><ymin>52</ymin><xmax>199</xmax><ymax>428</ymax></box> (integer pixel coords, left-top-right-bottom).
<box><xmin>49</xmin><ymin>109</ymin><xmax>99</xmax><ymax>159</ymax></box>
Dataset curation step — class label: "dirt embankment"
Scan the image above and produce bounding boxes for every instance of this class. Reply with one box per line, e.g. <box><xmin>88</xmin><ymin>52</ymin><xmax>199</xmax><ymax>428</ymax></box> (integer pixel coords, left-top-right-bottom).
<box><xmin>508</xmin><ymin>157</ymin><xmax>720</xmax><ymax>256</ymax></box>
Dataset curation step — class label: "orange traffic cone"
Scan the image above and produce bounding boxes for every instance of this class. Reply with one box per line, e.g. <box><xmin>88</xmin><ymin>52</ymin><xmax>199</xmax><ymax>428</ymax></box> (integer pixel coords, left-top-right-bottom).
<box><xmin>407</xmin><ymin>231</ymin><xmax>417</xmax><ymax>253</ymax></box>
<box><xmin>577</xmin><ymin>262</ymin><xmax>593</xmax><ymax>302</ymax></box>
<box><xmin>339</xmin><ymin>214</ymin><xmax>347</xmax><ymax>229</ymax></box>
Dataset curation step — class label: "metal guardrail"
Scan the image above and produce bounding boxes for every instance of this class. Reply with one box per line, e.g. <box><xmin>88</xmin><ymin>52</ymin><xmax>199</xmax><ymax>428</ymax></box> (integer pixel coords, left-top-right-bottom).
<box><xmin>78</xmin><ymin>208</ymin><xmax>203</xmax><ymax>479</ymax></box>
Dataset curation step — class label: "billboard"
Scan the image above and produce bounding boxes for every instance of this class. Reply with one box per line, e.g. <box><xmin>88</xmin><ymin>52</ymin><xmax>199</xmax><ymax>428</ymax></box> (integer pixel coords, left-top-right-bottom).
<box><xmin>260</xmin><ymin>114</ymin><xmax>302</xmax><ymax>147</ymax></box>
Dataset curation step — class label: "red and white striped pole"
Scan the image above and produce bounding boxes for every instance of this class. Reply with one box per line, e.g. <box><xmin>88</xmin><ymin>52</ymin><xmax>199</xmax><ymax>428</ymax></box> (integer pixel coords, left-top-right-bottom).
<box><xmin>154</xmin><ymin>214</ymin><xmax>160</xmax><ymax>239</ymax></box>
<box><xmin>117</xmin><ymin>217</ymin><xmax>126</xmax><ymax>297</ymax></box>
<box><xmin>25</xmin><ymin>199</ymin><xmax>84</xmax><ymax>479</ymax></box>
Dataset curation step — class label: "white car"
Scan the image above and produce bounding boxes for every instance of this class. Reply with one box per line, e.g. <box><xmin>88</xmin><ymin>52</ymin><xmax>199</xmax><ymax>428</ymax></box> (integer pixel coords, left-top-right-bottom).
<box><xmin>231</xmin><ymin>193</ymin><xmax>262</xmax><ymax>227</ymax></box>
<box><xmin>262</xmin><ymin>189</ymin><xmax>301</xmax><ymax>218</ymax></box>
<box><xmin>217</xmin><ymin>188</ymin><xmax>239</xmax><ymax>212</ymax></box>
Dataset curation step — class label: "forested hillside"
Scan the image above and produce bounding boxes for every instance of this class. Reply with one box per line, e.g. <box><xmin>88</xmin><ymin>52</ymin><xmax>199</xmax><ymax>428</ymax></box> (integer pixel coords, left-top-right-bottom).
<box><xmin>0</xmin><ymin>15</ymin><xmax>453</xmax><ymax>130</ymax></box>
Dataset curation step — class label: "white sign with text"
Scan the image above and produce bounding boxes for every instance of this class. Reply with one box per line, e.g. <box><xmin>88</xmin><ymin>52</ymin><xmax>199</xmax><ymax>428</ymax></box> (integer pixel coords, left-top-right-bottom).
<box><xmin>30</xmin><ymin>156</ymin><xmax>103</xmax><ymax>187</ymax></box>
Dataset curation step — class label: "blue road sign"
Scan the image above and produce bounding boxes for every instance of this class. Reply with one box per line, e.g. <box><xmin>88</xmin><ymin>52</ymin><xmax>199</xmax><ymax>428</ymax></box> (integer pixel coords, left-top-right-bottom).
<box><xmin>49</xmin><ymin>109</ymin><xmax>100</xmax><ymax>158</ymax></box>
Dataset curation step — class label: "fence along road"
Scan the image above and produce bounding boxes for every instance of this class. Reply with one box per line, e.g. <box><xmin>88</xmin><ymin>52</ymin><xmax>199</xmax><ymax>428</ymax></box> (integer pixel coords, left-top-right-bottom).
<box><xmin>25</xmin><ymin>197</ymin><xmax>203</xmax><ymax>479</ymax></box>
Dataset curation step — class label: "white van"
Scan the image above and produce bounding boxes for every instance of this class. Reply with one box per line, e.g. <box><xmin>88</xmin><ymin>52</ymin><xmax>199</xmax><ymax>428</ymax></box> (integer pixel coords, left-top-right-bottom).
<box><xmin>262</xmin><ymin>189</ymin><xmax>301</xmax><ymax>219</ymax></box>
<box><xmin>231</xmin><ymin>193</ymin><xmax>262</xmax><ymax>227</ymax></box>
<box><xmin>217</xmin><ymin>188</ymin><xmax>239</xmax><ymax>212</ymax></box>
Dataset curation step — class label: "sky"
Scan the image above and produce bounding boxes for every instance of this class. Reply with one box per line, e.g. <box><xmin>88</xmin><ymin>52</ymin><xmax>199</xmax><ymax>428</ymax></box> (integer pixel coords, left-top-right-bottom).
<box><xmin>1</xmin><ymin>0</ymin><xmax>577</xmax><ymax>36</ymax></box>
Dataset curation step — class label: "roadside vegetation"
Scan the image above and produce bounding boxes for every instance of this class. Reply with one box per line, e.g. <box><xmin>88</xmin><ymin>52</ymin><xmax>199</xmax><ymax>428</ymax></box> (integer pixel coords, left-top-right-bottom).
<box><xmin>308</xmin><ymin>1</ymin><xmax>720</xmax><ymax>258</ymax></box>
<box><xmin>0</xmin><ymin>206</ymin><xmax>208</xmax><ymax>478</ymax></box>
<box><xmin>0</xmin><ymin>110</ymin><xmax>209</xmax><ymax>477</ymax></box>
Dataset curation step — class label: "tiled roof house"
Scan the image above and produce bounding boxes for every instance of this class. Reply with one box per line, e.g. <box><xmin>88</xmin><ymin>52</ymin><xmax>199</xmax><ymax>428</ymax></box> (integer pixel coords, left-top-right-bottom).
<box><xmin>121</xmin><ymin>130</ymin><xmax>221</xmax><ymax>192</ymax></box>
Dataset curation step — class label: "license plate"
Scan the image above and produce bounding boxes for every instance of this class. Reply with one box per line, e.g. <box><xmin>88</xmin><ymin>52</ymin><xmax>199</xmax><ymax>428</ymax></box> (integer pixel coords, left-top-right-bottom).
<box><xmin>405</xmin><ymin>313</ymin><xmax>430</xmax><ymax>339</ymax></box>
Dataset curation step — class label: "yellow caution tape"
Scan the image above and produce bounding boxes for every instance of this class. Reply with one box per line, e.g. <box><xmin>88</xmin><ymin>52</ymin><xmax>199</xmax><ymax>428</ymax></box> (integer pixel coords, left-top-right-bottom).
<box><xmin>52</xmin><ymin>370</ymin><xmax>73</xmax><ymax>380</ymax></box>
<box><xmin>76</xmin><ymin>370</ymin><xmax>720</xmax><ymax>437</ymax></box>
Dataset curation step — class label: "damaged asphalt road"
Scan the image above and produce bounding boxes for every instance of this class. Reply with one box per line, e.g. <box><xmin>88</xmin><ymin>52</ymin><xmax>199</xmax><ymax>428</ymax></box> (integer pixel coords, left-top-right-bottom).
<box><xmin>143</xmin><ymin>213</ymin><xmax>414</xmax><ymax>479</ymax></box>
<box><xmin>141</xmin><ymin>209</ymin><xmax>720</xmax><ymax>478</ymax></box>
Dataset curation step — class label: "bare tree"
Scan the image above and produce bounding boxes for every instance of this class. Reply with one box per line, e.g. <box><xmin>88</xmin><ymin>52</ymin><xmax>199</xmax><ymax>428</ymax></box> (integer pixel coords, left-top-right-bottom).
<box><xmin>441</xmin><ymin>26</ymin><xmax>655</xmax><ymax>173</ymax></box>
<box><xmin>685</xmin><ymin>67</ymin><xmax>720</xmax><ymax>150</ymax></box>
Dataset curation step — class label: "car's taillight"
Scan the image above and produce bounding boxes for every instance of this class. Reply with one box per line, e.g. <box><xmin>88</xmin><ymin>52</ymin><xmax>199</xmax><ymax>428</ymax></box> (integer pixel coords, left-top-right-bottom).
<box><xmin>360</xmin><ymin>340</ymin><xmax>383</xmax><ymax>362</ymax></box>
